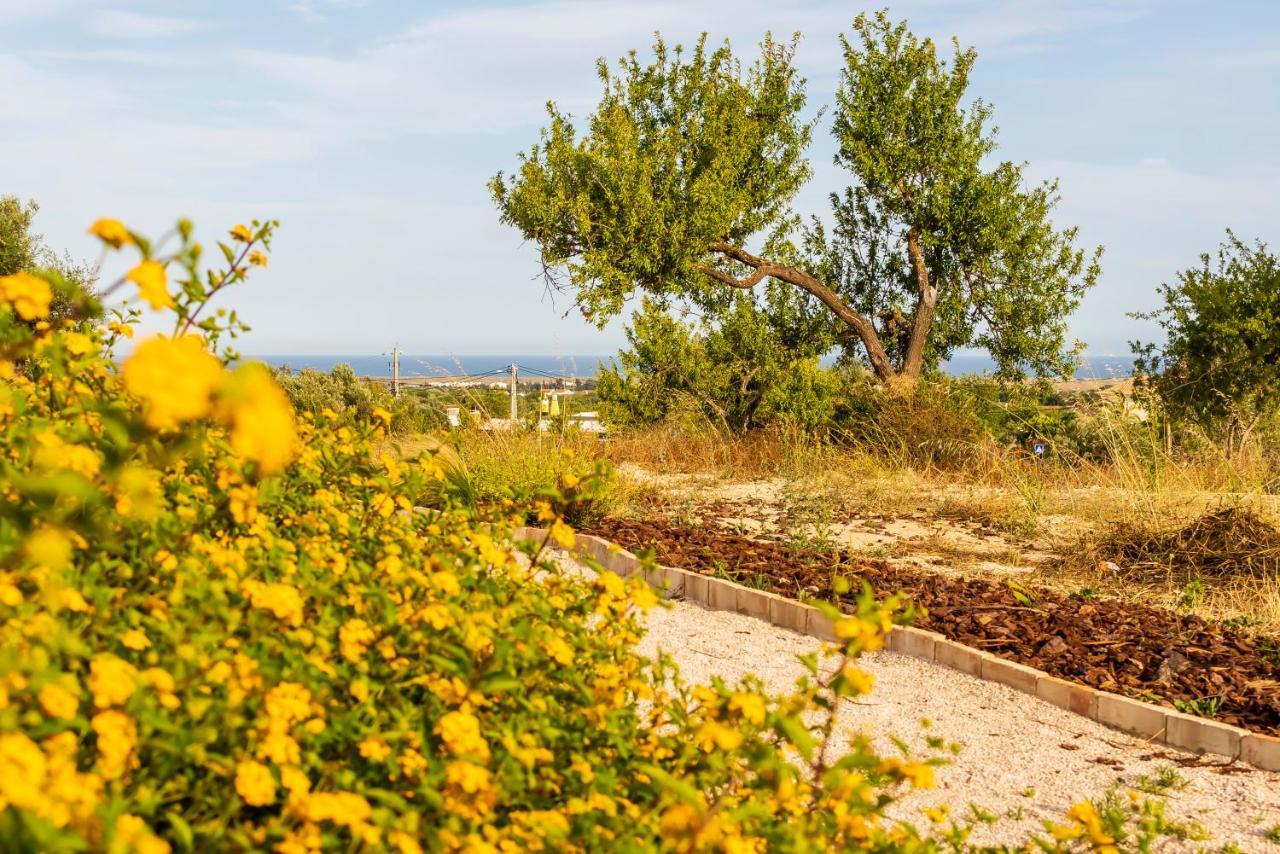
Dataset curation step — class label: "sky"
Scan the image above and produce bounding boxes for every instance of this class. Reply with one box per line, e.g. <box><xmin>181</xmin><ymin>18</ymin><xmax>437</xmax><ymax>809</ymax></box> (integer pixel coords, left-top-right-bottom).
<box><xmin>1</xmin><ymin>0</ymin><xmax>1278</xmax><ymax>360</ymax></box>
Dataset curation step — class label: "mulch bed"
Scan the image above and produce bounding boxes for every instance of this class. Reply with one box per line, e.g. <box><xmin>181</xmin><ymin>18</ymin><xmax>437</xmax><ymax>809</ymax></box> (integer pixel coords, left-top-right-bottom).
<box><xmin>582</xmin><ymin>517</ymin><xmax>1280</xmax><ymax>736</ymax></box>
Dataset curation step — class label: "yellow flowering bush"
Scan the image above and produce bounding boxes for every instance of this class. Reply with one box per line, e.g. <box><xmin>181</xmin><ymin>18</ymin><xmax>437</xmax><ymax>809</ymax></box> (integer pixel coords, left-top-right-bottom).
<box><xmin>0</xmin><ymin>216</ymin><xmax>1176</xmax><ymax>852</ymax></box>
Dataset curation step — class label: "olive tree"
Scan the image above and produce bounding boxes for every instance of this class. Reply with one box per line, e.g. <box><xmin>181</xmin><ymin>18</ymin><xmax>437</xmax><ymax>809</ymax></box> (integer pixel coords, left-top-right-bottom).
<box><xmin>491</xmin><ymin>12</ymin><xmax>1101</xmax><ymax>391</ymax></box>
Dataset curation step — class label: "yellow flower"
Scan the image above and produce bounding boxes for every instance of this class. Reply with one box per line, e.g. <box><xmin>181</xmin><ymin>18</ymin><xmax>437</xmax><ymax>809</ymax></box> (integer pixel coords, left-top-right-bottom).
<box><xmin>264</xmin><ymin>682</ymin><xmax>312</xmax><ymax>725</ymax></box>
<box><xmin>121</xmin><ymin>629</ymin><xmax>150</xmax><ymax>651</ymax></box>
<box><xmin>33</xmin><ymin>431</ymin><xmax>101</xmax><ymax>479</ymax></box>
<box><xmin>839</xmin><ymin>663</ymin><xmax>875</xmax><ymax>696</ymax></box>
<box><xmin>549</xmin><ymin>518</ymin><xmax>575</xmax><ymax>549</ymax></box>
<box><xmin>1067</xmin><ymin>801</ymin><xmax>1116</xmax><ymax>847</ymax></box>
<box><xmin>280</xmin><ymin>765</ymin><xmax>311</xmax><ymax>803</ymax></box>
<box><xmin>696</xmin><ymin>721</ymin><xmax>742</xmax><ymax>752</ymax></box>
<box><xmin>235</xmin><ymin>759</ymin><xmax>277</xmax><ymax>806</ymax></box>
<box><xmin>0</xmin><ymin>272</ymin><xmax>53</xmax><ymax>321</ymax></box>
<box><xmin>62</xmin><ymin>331</ymin><xmax>96</xmax><ymax>356</ymax></box>
<box><xmin>444</xmin><ymin>760</ymin><xmax>491</xmax><ymax>794</ymax></box>
<box><xmin>113</xmin><ymin>814</ymin><xmax>170</xmax><ymax>854</ymax></box>
<box><xmin>358</xmin><ymin>737</ymin><xmax>391</xmax><ymax>762</ymax></box>
<box><xmin>728</xmin><ymin>693</ymin><xmax>766</xmax><ymax>725</ymax></box>
<box><xmin>243</xmin><ymin>580</ymin><xmax>305</xmax><ymax>626</ymax></box>
<box><xmin>126</xmin><ymin>260</ymin><xmax>173</xmax><ymax>310</ymax></box>
<box><xmin>216</xmin><ymin>364</ymin><xmax>298</xmax><ymax>474</ymax></box>
<box><xmin>659</xmin><ymin>803</ymin><xmax>700</xmax><ymax>837</ymax></box>
<box><xmin>38</xmin><ymin>682</ymin><xmax>79</xmax><ymax>720</ymax></box>
<box><xmin>544</xmin><ymin>635</ymin><xmax>574</xmax><ymax>666</ymax></box>
<box><xmin>89</xmin><ymin>655</ymin><xmax>138</xmax><ymax>708</ymax></box>
<box><xmin>91</xmin><ymin>710</ymin><xmax>137</xmax><ymax>779</ymax></box>
<box><xmin>114</xmin><ymin>465</ymin><xmax>164</xmax><ymax>520</ymax></box>
<box><xmin>878</xmin><ymin>757</ymin><xmax>936</xmax><ymax>789</ymax></box>
<box><xmin>25</xmin><ymin>526</ymin><xmax>72</xmax><ymax>570</ymax></box>
<box><xmin>833</xmin><ymin>616</ymin><xmax>884</xmax><ymax>651</ymax></box>
<box><xmin>436</xmin><ymin>710</ymin><xmax>489</xmax><ymax>760</ymax></box>
<box><xmin>248</xmin><ymin>250</ymin><xmax>269</xmax><ymax>267</ymax></box>
<box><xmin>350</xmin><ymin>680</ymin><xmax>370</xmax><ymax>702</ymax></box>
<box><xmin>122</xmin><ymin>335</ymin><xmax>223</xmax><ymax>430</ymax></box>
<box><xmin>228</xmin><ymin>483</ymin><xmax>258</xmax><ymax>524</ymax></box>
<box><xmin>389</xmin><ymin>831</ymin><xmax>423</xmax><ymax>854</ymax></box>
<box><xmin>89</xmin><ymin>218</ymin><xmax>132</xmax><ymax>248</ymax></box>
<box><xmin>339</xmin><ymin>619</ymin><xmax>375</xmax><ymax>662</ymax></box>
<box><xmin>630</xmin><ymin>582</ymin><xmax>658</xmax><ymax>610</ymax></box>
<box><xmin>229</xmin><ymin>223</ymin><xmax>254</xmax><ymax>242</ymax></box>
<box><xmin>0</xmin><ymin>733</ymin><xmax>48</xmax><ymax>813</ymax></box>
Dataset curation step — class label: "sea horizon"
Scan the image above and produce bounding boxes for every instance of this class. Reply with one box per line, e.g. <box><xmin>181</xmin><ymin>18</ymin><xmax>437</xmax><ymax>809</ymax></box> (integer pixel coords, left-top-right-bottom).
<box><xmin>252</xmin><ymin>352</ymin><xmax>1136</xmax><ymax>380</ymax></box>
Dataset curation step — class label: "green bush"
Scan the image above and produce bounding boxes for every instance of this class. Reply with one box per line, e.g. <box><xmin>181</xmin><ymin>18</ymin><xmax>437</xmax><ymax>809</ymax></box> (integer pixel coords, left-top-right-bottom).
<box><xmin>275</xmin><ymin>364</ymin><xmax>443</xmax><ymax>435</ymax></box>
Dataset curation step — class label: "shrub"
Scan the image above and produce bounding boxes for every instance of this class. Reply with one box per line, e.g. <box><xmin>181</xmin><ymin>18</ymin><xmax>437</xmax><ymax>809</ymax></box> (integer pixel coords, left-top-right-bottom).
<box><xmin>0</xmin><ymin>215</ymin><xmax>1172</xmax><ymax>851</ymax></box>
<box><xmin>275</xmin><ymin>364</ymin><xmax>443</xmax><ymax>435</ymax></box>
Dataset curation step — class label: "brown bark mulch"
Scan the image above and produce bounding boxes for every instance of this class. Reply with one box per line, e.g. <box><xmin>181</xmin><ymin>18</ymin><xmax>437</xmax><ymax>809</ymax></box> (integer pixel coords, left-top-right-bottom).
<box><xmin>581</xmin><ymin>517</ymin><xmax>1280</xmax><ymax>736</ymax></box>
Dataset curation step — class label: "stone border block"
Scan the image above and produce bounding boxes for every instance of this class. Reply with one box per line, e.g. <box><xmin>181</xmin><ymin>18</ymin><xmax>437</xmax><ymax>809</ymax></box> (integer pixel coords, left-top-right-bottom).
<box><xmin>647</xmin><ymin>565</ymin><xmax>686</xmax><ymax>599</ymax></box>
<box><xmin>1165</xmin><ymin>711</ymin><xmax>1245</xmax><ymax>758</ymax></box>
<box><xmin>681</xmin><ymin>572</ymin><xmax>710</xmax><ymax>606</ymax></box>
<box><xmin>768</xmin><ymin>597</ymin><xmax>810</xmax><ymax>634</ymax></box>
<box><xmin>981</xmin><ymin>656</ymin><xmax>1040</xmax><ymax>695</ymax></box>
<box><xmin>706</xmin><ymin>577</ymin><xmax>737</xmax><ymax>612</ymax></box>
<box><xmin>934</xmin><ymin>639</ymin><xmax>986</xmax><ymax>677</ymax></box>
<box><xmin>735</xmin><ymin>587</ymin><xmax>773</xmax><ymax>621</ymax></box>
<box><xmin>1036</xmin><ymin>675</ymin><xmax>1098</xmax><ymax>719</ymax></box>
<box><xmin>806</xmin><ymin>608</ymin><xmax>839</xmax><ymax>643</ymax></box>
<box><xmin>891</xmin><ymin>627</ymin><xmax>941</xmax><ymax>661</ymax></box>
<box><xmin>1096</xmin><ymin>694</ymin><xmax>1166</xmax><ymax>740</ymax></box>
<box><xmin>1240</xmin><ymin>733</ymin><xmax>1280</xmax><ymax>772</ymax></box>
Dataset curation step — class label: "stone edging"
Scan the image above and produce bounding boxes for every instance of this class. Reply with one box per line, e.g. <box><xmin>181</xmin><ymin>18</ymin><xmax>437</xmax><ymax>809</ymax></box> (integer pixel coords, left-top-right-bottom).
<box><xmin>512</xmin><ymin>526</ymin><xmax>1280</xmax><ymax>773</ymax></box>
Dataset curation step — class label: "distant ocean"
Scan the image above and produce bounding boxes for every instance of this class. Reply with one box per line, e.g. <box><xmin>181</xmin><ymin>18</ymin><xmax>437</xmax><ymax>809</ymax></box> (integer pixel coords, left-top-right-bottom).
<box><xmin>254</xmin><ymin>353</ymin><xmax>1133</xmax><ymax>380</ymax></box>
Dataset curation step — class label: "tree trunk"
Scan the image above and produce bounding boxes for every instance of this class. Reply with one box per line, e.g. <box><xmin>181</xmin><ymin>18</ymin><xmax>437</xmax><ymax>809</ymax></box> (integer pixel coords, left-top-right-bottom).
<box><xmin>900</xmin><ymin>226</ymin><xmax>937</xmax><ymax>383</ymax></box>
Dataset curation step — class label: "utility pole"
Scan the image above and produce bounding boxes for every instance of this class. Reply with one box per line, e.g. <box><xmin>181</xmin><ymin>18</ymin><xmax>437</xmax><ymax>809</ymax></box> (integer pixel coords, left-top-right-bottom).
<box><xmin>509</xmin><ymin>362</ymin><xmax>518</xmax><ymax>424</ymax></box>
<box><xmin>391</xmin><ymin>347</ymin><xmax>401</xmax><ymax>398</ymax></box>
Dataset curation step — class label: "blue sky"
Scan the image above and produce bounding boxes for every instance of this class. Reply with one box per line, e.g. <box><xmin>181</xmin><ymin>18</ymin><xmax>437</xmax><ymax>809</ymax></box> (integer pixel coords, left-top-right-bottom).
<box><xmin>1</xmin><ymin>1</ymin><xmax>1277</xmax><ymax>359</ymax></box>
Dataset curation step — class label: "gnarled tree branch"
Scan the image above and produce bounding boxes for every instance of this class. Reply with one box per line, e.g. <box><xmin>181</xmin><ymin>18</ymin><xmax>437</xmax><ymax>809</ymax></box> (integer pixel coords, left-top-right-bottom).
<box><xmin>699</xmin><ymin>240</ymin><xmax>898</xmax><ymax>382</ymax></box>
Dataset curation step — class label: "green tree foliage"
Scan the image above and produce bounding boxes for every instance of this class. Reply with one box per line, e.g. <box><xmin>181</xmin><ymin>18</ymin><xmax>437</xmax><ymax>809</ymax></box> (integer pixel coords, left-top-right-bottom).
<box><xmin>274</xmin><ymin>363</ymin><xmax>444</xmax><ymax>435</ymax></box>
<box><xmin>0</xmin><ymin>196</ymin><xmax>98</xmax><ymax>320</ymax></box>
<box><xmin>492</xmin><ymin>11</ymin><xmax>1100</xmax><ymax>391</ymax></box>
<box><xmin>598</xmin><ymin>285</ymin><xmax>838</xmax><ymax>431</ymax></box>
<box><xmin>1134</xmin><ymin>232</ymin><xmax>1280</xmax><ymax>452</ymax></box>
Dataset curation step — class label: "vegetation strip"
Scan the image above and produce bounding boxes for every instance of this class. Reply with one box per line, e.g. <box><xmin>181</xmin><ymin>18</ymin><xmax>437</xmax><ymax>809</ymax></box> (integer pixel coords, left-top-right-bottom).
<box><xmin>520</xmin><ymin>526</ymin><xmax>1280</xmax><ymax>772</ymax></box>
<box><xmin>577</xmin><ymin>518</ymin><xmax>1280</xmax><ymax>739</ymax></box>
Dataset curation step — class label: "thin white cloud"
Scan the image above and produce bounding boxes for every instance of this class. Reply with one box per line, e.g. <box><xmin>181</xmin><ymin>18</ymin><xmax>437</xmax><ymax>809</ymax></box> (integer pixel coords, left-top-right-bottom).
<box><xmin>1212</xmin><ymin>48</ymin><xmax>1280</xmax><ymax>70</ymax></box>
<box><xmin>1034</xmin><ymin>158</ymin><xmax>1280</xmax><ymax>226</ymax></box>
<box><xmin>283</xmin><ymin>0</ymin><xmax>372</xmax><ymax>23</ymax></box>
<box><xmin>36</xmin><ymin>48</ymin><xmax>182</xmax><ymax>67</ymax></box>
<box><xmin>239</xmin><ymin>0</ymin><xmax>1141</xmax><ymax>144</ymax></box>
<box><xmin>0</xmin><ymin>0</ymin><xmax>76</xmax><ymax>22</ymax></box>
<box><xmin>92</xmin><ymin>10</ymin><xmax>208</xmax><ymax>38</ymax></box>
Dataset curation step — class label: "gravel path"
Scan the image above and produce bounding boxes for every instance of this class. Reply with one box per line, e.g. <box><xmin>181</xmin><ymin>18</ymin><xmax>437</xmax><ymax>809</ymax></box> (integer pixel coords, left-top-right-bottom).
<box><xmin>635</xmin><ymin>596</ymin><xmax>1280</xmax><ymax>850</ymax></box>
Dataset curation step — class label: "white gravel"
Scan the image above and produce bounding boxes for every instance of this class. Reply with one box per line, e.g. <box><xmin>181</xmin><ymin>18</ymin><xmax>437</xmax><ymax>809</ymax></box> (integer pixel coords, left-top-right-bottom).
<box><xmin>636</xmin><ymin>596</ymin><xmax>1280</xmax><ymax>850</ymax></box>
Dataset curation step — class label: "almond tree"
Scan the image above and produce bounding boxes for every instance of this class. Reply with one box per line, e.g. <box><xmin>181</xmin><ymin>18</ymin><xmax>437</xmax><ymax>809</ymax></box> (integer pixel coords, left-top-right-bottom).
<box><xmin>492</xmin><ymin>11</ymin><xmax>1101</xmax><ymax>392</ymax></box>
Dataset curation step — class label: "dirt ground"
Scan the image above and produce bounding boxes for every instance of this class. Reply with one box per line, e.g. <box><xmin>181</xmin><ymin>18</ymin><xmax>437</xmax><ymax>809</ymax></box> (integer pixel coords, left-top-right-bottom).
<box><xmin>614</xmin><ymin>464</ymin><xmax>1280</xmax><ymax>632</ymax></box>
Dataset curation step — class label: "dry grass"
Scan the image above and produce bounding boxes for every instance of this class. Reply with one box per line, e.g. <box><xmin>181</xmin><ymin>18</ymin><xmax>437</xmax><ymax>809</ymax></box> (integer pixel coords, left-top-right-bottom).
<box><xmin>425</xmin><ymin>409</ymin><xmax>1280</xmax><ymax>634</ymax></box>
<box><xmin>602</xmin><ymin>420</ymin><xmax>1280</xmax><ymax>634</ymax></box>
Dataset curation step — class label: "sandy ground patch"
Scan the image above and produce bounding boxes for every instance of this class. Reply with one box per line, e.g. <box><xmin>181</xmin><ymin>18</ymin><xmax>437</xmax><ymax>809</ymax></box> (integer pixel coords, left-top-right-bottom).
<box><xmin>635</xmin><ymin>593</ymin><xmax>1280</xmax><ymax>850</ymax></box>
